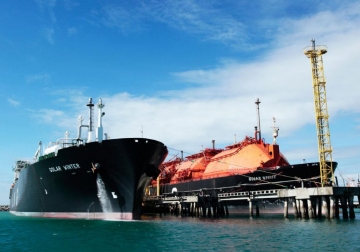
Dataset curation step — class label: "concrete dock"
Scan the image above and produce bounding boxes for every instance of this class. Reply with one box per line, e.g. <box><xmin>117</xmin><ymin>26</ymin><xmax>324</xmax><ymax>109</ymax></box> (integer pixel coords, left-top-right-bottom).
<box><xmin>143</xmin><ymin>186</ymin><xmax>360</xmax><ymax>219</ymax></box>
<box><xmin>0</xmin><ymin>205</ymin><xmax>9</xmax><ymax>211</ymax></box>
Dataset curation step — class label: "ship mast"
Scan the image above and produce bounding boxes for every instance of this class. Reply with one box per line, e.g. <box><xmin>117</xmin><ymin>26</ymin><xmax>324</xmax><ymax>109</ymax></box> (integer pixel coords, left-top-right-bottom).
<box><xmin>96</xmin><ymin>98</ymin><xmax>105</xmax><ymax>142</ymax></box>
<box><xmin>255</xmin><ymin>98</ymin><xmax>261</xmax><ymax>141</ymax></box>
<box><xmin>272</xmin><ymin>117</ymin><xmax>279</xmax><ymax>144</ymax></box>
<box><xmin>87</xmin><ymin>98</ymin><xmax>94</xmax><ymax>143</ymax></box>
<box><xmin>304</xmin><ymin>39</ymin><xmax>334</xmax><ymax>187</ymax></box>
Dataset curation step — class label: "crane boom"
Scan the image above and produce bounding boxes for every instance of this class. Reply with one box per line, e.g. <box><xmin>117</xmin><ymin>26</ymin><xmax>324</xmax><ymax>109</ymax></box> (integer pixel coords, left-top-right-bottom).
<box><xmin>304</xmin><ymin>39</ymin><xmax>334</xmax><ymax>187</ymax></box>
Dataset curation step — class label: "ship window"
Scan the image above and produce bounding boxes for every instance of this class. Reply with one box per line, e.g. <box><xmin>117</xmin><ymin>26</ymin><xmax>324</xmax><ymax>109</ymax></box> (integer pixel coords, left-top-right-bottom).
<box><xmin>269</xmin><ymin>151</ymin><xmax>272</xmax><ymax>156</ymax></box>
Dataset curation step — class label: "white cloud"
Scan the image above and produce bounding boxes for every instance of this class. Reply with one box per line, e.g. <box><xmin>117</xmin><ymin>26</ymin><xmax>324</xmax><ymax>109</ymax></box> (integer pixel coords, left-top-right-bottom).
<box><xmin>101</xmin><ymin>5</ymin><xmax>143</xmax><ymax>34</ymax></box>
<box><xmin>32</xmin><ymin>109</ymin><xmax>65</xmax><ymax>124</ymax></box>
<box><xmin>67</xmin><ymin>27</ymin><xmax>77</xmax><ymax>36</ymax></box>
<box><xmin>26</xmin><ymin>73</ymin><xmax>51</xmax><ymax>83</ymax></box>
<box><xmin>141</xmin><ymin>0</ymin><xmax>247</xmax><ymax>45</ymax></box>
<box><xmin>44</xmin><ymin>28</ymin><xmax>55</xmax><ymax>44</ymax></box>
<box><xmin>35</xmin><ymin>0</ymin><xmax>57</xmax><ymax>23</ymax></box>
<box><xmin>30</xmin><ymin>2</ymin><xmax>360</xmax><ymax>173</ymax></box>
<box><xmin>99</xmin><ymin>3</ymin><xmax>360</xmax><ymax>164</ymax></box>
<box><xmin>8</xmin><ymin>98</ymin><xmax>20</xmax><ymax>107</ymax></box>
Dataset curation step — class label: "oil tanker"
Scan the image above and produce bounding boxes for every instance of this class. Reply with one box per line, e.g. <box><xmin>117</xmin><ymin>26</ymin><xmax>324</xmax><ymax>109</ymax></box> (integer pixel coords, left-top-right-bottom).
<box><xmin>149</xmin><ymin>100</ymin><xmax>337</xmax><ymax>196</ymax></box>
<box><xmin>9</xmin><ymin>98</ymin><xmax>168</xmax><ymax>220</ymax></box>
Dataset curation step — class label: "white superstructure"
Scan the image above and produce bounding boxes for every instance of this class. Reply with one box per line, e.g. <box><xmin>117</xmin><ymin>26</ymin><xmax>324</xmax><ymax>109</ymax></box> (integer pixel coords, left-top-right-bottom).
<box><xmin>34</xmin><ymin>98</ymin><xmax>107</xmax><ymax>162</ymax></box>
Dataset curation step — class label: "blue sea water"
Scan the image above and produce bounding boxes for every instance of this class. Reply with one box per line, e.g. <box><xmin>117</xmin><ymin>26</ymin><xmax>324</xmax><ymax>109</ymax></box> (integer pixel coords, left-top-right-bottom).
<box><xmin>1</xmin><ymin>211</ymin><xmax>360</xmax><ymax>252</ymax></box>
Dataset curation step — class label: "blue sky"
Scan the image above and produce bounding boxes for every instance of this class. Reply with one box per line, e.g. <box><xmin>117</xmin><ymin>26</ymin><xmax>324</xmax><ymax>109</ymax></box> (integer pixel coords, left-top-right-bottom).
<box><xmin>1</xmin><ymin>0</ymin><xmax>360</xmax><ymax>204</ymax></box>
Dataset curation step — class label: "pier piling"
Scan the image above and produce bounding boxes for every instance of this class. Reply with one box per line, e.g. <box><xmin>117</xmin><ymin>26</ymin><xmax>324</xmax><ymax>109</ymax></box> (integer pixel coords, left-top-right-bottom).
<box><xmin>348</xmin><ymin>196</ymin><xmax>355</xmax><ymax>219</ymax></box>
<box><xmin>293</xmin><ymin>200</ymin><xmax>299</xmax><ymax>218</ymax></box>
<box><xmin>249</xmin><ymin>200</ymin><xmax>253</xmax><ymax>217</ymax></box>
<box><xmin>329</xmin><ymin>196</ymin><xmax>335</xmax><ymax>219</ymax></box>
<box><xmin>284</xmin><ymin>199</ymin><xmax>289</xmax><ymax>218</ymax></box>
<box><xmin>296</xmin><ymin>200</ymin><xmax>302</xmax><ymax>218</ymax></box>
<box><xmin>335</xmin><ymin>197</ymin><xmax>340</xmax><ymax>219</ymax></box>
<box><xmin>308</xmin><ymin>199</ymin><xmax>315</xmax><ymax>219</ymax></box>
<box><xmin>322</xmin><ymin>196</ymin><xmax>330</xmax><ymax>219</ymax></box>
<box><xmin>300</xmin><ymin>199</ymin><xmax>307</xmax><ymax>219</ymax></box>
<box><xmin>340</xmin><ymin>196</ymin><xmax>348</xmax><ymax>219</ymax></box>
<box><xmin>317</xmin><ymin>197</ymin><xmax>322</xmax><ymax>218</ymax></box>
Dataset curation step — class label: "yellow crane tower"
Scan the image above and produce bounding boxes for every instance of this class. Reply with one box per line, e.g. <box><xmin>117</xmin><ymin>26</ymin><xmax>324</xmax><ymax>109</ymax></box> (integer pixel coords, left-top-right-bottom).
<box><xmin>304</xmin><ymin>39</ymin><xmax>334</xmax><ymax>187</ymax></box>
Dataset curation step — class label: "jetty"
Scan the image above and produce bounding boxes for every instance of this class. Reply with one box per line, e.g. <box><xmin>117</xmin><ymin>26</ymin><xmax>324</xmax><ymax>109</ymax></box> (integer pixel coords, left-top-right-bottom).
<box><xmin>0</xmin><ymin>205</ymin><xmax>9</xmax><ymax>211</ymax></box>
<box><xmin>142</xmin><ymin>186</ymin><xmax>360</xmax><ymax>219</ymax></box>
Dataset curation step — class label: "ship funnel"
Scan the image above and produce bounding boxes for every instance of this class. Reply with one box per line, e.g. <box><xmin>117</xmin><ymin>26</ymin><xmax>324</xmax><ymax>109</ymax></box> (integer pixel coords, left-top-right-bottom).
<box><xmin>212</xmin><ymin>140</ymin><xmax>215</xmax><ymax>149</ymax></box>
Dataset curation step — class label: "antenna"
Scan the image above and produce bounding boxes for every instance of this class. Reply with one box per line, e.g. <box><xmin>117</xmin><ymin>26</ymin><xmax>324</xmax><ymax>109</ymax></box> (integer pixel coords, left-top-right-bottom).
<box><xmin>255</xmin><ymin>98</ymin><xmax>261</xmax><ymax>141</ymax></box>
<box><xmin>96</xmin><ymin>98</ymin><xmax>105</xmax><ymax>142</ymax></box>
<box><xmin>87</xmin><ymin>98</ymin><xmax>94</xmax><ymax>142</ymax></box>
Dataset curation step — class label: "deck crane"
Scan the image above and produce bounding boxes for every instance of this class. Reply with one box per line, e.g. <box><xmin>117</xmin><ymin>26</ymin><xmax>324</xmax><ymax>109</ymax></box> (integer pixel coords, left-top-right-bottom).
<box><xmin>304</xmin><ymin>39</ymin><xmax>334</xmax><ymax>187</ymax></box>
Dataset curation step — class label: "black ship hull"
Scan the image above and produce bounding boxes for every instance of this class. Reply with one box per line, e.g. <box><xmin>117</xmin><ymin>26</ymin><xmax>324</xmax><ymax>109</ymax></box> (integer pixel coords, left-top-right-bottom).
<box><xmin>158</xmin><ymin>162</ymin><xmax>338</xmax><ymax>195</ymax></box>
<box><xmin>10</xmin><ymin>138</ymin><xmax>167</xmax><ymax>220</ymax></box>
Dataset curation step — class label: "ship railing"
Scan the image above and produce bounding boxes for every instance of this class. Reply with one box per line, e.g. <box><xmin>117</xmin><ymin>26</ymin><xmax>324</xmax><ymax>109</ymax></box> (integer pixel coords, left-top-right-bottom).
<box><xmin>47</xmin><ymin>138</ymin><xmax>84</xmax><ymax>148</ymax></box>
<box><xmin>12</xmin><ymin>160</ymin><xmax>33</xmax><ymax>171</ymax></box>
<box><xmin>218</xmin><ymin>189</ymin><xmax>279</xmax><ymax>201</ymax></box>
<box><xmin>143</xmin><ymin>195</ymin><xmax>200</xmax><ymax>204</ymax></box>
<box><xmin>303</xmin><ymin>45</ymin><xmax>327</xmax><ymax>54</ymax></box>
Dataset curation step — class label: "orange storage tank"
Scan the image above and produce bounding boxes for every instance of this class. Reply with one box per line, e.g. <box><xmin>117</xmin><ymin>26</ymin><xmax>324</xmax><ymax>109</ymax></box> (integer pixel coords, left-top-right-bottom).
<box><xmin>202</xmin><ymin>138</ymin><xmax>289</xmax><ymax>179</ymax></box>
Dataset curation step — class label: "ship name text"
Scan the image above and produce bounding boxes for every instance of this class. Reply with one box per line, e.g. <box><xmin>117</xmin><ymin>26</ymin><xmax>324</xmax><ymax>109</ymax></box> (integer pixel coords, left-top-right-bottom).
<box><xmin>249</xmin><ymin>175</ymin><xmax>276</xmax><ymax>181</ymax></box>
<box><xmin>49</xmin><ymin>163</ymin><xmax>81</xmax><ymax>173</ymax></box>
